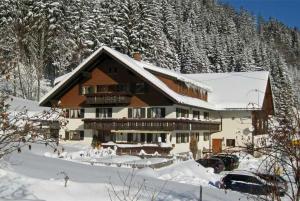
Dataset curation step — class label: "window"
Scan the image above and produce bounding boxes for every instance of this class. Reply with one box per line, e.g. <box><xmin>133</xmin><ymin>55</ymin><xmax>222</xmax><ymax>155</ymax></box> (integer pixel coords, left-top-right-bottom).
<box><xmin>141</xmin><ymin>133</ymin><xmax>145</xmax><ymax>142</ymax></box>
<box><xmin>116</xmin><ymin>133</ymin><xmax>127</xmax><ymax>142</ymax></box>
<box><xmin>193</xmin><ymin>111</ymin><xmax>200</xmax><ymax>119</ymax></box>
<box><xmin>97</xmin><ymin>85</ymin><xmax>109</xmax><ymax>93</ymax></box>
<box><xmin>66</xmin><ymin>109</ymin><xmax>84</xmax><ymax>118</ymax></box>
<box><xmin>203</xmin><ymin>132</ymin><xmax>210</xmax><ymax>141</ymax></box>
<box><xmin>176</xmin><ymin>108</ymin><xmax>189</xmax><ymax>118</ymax></box>
<box><xmin>127</xmin><ymin>133</ymin><xmax>133</xmax><ymax>142</ymax></box>
<box><xmin>226</xmin><ymin>139</ymin><xmax>235</xmax><ymax>147</ymax></box>
<box><xmin>160</xmin><ymin>133</ymin><xmax>166</xmax><ymax>143</ymax></box>
<box><xmin>128</xmin><ymin>108</ymin><xmax>146</xmax><ymax>118</ymax></box>
<box><xmin>81</xmin><ymin>86</ymin><xmax>95</xmax><ymax>95</ymax></box>
<box><xmin>135</xmin><ymin>83</ymin><xmax>146</xmax><ymax>93</ymax></box>
<box><xmin>80</xmin><ymin>131</ymin><xmax>84</xmax><ymax>140</ymax></box>
<box><xmin>204</xmin><ymin>112</ymin><xmax>209</xmax><ymax>120</ymax></box>
<box><xmin>193</xmin><ymin>133</ymin><xmax>200</xmax><ymax>141</ymax></box>
<box><xmin>176</xmin><ymin>133</ymin><xmax>189</xmax><ymax>143</ymax></box>
<box><xmin>108</xmin><ymin>67</ymin><xmax>118</xmax><ymax>74</ymax></box>
<box><xmin>96</xmin><ymin>108</ymin><xmax>112</xmax><ymax>118</ymax></box>
<box><xmin>147</xmin><ymin>107</ymin><xmax>166</xmax><ymax>118</ymax></box>
<box><xmin>69</xmin><ymin>130</ymin><xmax>84</xmax><ymax>140</ymax></box>
<box><xmin>147</xmin><ymin>133</ymin><xmax>153</xmax><ymax>143</ymax></box>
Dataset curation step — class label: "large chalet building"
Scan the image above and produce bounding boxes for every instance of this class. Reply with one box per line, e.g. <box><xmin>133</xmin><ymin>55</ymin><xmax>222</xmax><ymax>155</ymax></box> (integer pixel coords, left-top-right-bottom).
<box><xmin>39</xmin><ymin>46</ymin><xmax>274</xmax><ymax>155</ymax></box>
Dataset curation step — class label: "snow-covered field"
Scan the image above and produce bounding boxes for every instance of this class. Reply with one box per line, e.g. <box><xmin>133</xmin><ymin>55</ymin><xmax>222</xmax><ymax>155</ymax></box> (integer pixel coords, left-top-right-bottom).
<box><xmin>0</xmin><ymin>143</ymin><xmax>254</xmax><ymax>201</ymax></box>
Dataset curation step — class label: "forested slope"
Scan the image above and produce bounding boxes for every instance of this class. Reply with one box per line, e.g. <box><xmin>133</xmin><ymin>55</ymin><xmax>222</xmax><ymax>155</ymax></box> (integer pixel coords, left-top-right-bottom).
<box><xmin>0</xmin><ymin>0</ymin><xmax>299</xmax><ymax>117</ymax></box>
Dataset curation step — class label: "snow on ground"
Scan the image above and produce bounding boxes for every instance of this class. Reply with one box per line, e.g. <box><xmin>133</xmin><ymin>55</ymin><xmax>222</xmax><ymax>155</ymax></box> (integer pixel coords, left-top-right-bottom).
<box><xmin>157</xmin><ymin>160</ymin><xmax>221</xmax><ymax>187</ymax></box>
<box><xmin>42</xmin><ymin>144</ymin><xmax>174</xmax><ymax>169</ymax></box>
<box><xmin>40</xmin><ymin>143</ymin><xmax>219</xmax><ymax>187</ymax></box>
<box><xmin>0</xmin><ymin>143</ymin><xmax>254</xmax><ymax>201</ymax></box>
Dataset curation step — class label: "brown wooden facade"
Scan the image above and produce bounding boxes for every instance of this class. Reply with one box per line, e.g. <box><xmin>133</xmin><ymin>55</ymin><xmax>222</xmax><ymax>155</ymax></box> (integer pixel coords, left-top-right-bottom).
<box><xmin>155</xmin><ymin>73</ymin><xmax>208</xmax><ymax>101</ymax></box>
<box><xmin>59</xmin><ymin>57</ymin><xmax>174</xmax><ymax>108</ymax></box>
<box><xmin>252</xmin><ymin>79</ymin><xmax>275</xmax><ymax>136</ymax></box>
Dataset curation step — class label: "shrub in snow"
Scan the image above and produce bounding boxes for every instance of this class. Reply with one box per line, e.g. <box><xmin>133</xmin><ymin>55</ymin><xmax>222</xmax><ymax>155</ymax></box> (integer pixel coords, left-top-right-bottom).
<box><xmin>138</xmin><ymin>149</ymin><xmax>147</xmax><ymax>156</ymax></box>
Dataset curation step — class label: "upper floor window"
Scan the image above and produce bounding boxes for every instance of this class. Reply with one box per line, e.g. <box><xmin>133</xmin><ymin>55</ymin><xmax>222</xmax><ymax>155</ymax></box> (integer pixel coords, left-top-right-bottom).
<box><xmin>65</xmin><ymin>108</ymin><xmax>84</xmax><ymax>118</ymax></box>
<box><xmin>128</xmin><ymin>108</ymin><xmax>146</xmax><ymax>118</ymax></box>
<box><xmin>135</xmin><ymin>82</ymin><xmax>147</xmax><ymax>94</ymax></box>
<box><xmin>108</xmin><ymin>67</ymin><xmax>118</xmax><ymax>74</ymax></box>
<box><xmin>176</xmin><ymin>108</ymin><xmax>189</xmax><ymax>118</ymax></box>
<box><xmin>81</xmin><ymin>86</ymin><xmax>95</xmax><ymax>95</ymax></box>
<box><xmin>97</xmin><ymin>85</ymin><xmax>109</xmax><ymax>93</ymax></box>
<box><xmin>204</xmin><ymin>112</ymin><xmax>209</xmax><ymax>120</ymax></box>
<box><xmin>147</xmin><ymin>107</ymin><xmax>166</xmax><ymax>118</ymax></box>
<box><xmin>193</xmin><ymin>111</ymin><xmax>200</xmax><ymax>119</ymax></box>
<box><xmin>96</xmin><ymin>108</ymin><xmax>112</xmax><ymax>118</ymax></box>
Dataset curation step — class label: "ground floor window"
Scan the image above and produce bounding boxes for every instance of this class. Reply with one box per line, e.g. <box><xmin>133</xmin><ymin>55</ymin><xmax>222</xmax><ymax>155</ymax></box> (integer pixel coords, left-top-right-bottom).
<box><xmin>66</xmin><ymin>130</ymin><xmax>84</xmax><ymax>140</ymax></box>
<box><xmin>226</xmin><ymin>139</ymin><xmax>235</xmax><ymax>147</ymax></box>
<box><xmin>176</xmin><ymin>133</ymin><xmax>189</xmax><ymax>143</ymax></box>
<box><xmin>191</xmin><ymin>132</ymin><xmax>200</xmax><ymax>141</ymax></box>
<box><xmin>115</xmin><ymin>133</ymin><xmax>167</xmax><ymax>143</ymax></box>
<box><xmin>80</xmin><ymin>131</ymin><xmax>84</xmax><ymax>140</ymax></box>
<box><xmin>203</xmin><ymin>132</ymin><xmax>210</xmax><ymax>141</ymax></box>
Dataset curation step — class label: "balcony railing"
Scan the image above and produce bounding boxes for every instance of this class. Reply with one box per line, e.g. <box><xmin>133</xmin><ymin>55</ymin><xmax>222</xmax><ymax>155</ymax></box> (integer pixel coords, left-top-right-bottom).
<box><xmin>83</xmin><ymin>118</ymin><xmax>221</xmax><ymax>132</ymax></box>
<box><xmin>86</xmin><ymin>95</ymin><xmax>131</xmax><ymax>105</ymax></box>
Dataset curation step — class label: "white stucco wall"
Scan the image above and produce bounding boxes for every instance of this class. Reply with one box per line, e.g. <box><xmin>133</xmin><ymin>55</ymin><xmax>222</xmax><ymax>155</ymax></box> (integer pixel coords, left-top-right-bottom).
<box><xmin>211</xmin><ymin>110</ymin><xmax>253</xmax><ymax>150</ymax></box>
<box><xmin>60</xmin><ymin>106</ymin><xmax>252</xmax><ymax>155</ymax></box>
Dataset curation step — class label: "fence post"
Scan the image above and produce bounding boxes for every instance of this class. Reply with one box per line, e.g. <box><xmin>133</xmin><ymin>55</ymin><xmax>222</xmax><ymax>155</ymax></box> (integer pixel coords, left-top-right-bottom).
<box><xmin>199</xmin><ymin>185</ymin><xmax>202</xmax><ymax>201</ymax></box>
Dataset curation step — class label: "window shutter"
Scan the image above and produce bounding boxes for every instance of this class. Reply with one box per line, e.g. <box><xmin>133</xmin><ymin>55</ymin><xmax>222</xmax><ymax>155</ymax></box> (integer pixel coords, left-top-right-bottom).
<box><xmin>130</xmin><ymin>83</ymin><xmax>135</xmax><ymax>93</ymax></box>
<box><xmin>147</xmin><ymin>108</ymin><xmax>152</xmax><ymax>118</ymax></box>
<box><xmin>128</xmin><ymin>108</ymin><xmax>132</xmax><ymax>118</ymax></box>
<box><xmin>65</xmin><ymin>109</ymin><xmax>70</xmax><ymax>118</ymax></box>
<box><xmin>108</xmin><ymin>108</ymin><xmax>112</xmax><ymax>118</ymax></box>
<box><xmin>96</xmin><ymin>108</ymin><xmax>99</xmax><ymax>118</ymax></box>
<box><xmin>80</xmin><ymin>109</ymin><xmax>85</xmax><ymax>118</ymax></box>
<box><xmin>161</xmin><ymin>108</ymin><xmax>165</xmax><ymax>118</ymax></box>
<box><xmin>141</xmin><ymin>108</ymin><xmax>146</xmax><ymax>118</ymax></box>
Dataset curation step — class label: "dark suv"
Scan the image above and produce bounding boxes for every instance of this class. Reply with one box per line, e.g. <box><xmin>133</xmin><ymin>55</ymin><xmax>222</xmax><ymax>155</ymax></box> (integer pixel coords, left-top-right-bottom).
<box><xmin>221</xmin><ymin>171</ymin><xmax>287</xmax><ymax>196</ymax></box>
<box><xmin>212</xmin><ymin>154</ymin><xmax>239</xmax><ymax>171</ymax></box>
<box><xmin>255</xmin><ymin>173</ymin><xmax>288</xmax><ymax>196</ymax></box>
<box><xmin>196</xmin><ymin>158</ymin><xmax>225</xmax><ymax>173</ymax></box>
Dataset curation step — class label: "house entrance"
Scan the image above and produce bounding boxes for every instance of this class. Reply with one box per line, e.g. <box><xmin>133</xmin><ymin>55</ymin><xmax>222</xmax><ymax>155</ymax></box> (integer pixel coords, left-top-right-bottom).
<box><xmin>96</xmin><ymin>130</ymin><xmax>112</xmax><ymax>143</ymax></box>
<box><xmin>212</xmin><ymin>139</ymin><xmax>222</xmax><ymax>154</ymax></box>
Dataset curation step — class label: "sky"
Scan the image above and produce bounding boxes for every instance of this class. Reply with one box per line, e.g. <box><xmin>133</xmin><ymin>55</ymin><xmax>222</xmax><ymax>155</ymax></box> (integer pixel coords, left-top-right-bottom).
<box><xmin>219</xmin><ymin>0</ymin><xmax>300</xmax><ymax>28</ymax></box>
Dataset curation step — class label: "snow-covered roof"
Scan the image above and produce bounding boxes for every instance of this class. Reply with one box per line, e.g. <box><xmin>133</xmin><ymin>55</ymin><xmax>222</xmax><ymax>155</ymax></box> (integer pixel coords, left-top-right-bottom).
<box><xmin>7</xmin><ymin>96</ymin><xmax>61</xmax><ymax>121</ymax></box>
<box><xmin>184</xmin><ymin>71</ymin><xmax>270</xmax><ymax>110</ymax></box>
<box><xmin>137</xmin><ymin>61</ymin><xmax>212</xmax><ymax>92</ymax></box>
<box><xmin>7</xmin><ymin>96</ymin><xmax>48</xmax><ymax>112</ymax></box>
<box><xmin>54</xmin><ymin>72</ymin><xmax>72</xmax><ymax>85</ymax></box>
<box><xmin>40</xmin><ymin>46</ymin><xmax>271</xmax><ymax>111</ymax></box>
<box><xmin>40</xmin><ymin>46</ymin><xmax>215</xmax><ymax>110</ymax></box>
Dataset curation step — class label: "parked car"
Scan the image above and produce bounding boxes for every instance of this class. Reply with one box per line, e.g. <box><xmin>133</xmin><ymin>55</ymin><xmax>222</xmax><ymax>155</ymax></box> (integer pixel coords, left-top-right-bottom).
<box><xmin>196</xmin><ymin>158</ymin><xmax>225</xmax><ymax>173</ymax></box>
<box><xmin>221</xmin><ymin>171</ymin><xmax>287</xmax><ymax>196</ymax></box>
<box><xmin>255</xmin><ymin>173</ymin><xmax>288</xmax><ymax>196</ymax></box>
<box><xmin>212</xmin><ymin>154</ymin><xmax>239</xmax><ymax>171</ymax></box>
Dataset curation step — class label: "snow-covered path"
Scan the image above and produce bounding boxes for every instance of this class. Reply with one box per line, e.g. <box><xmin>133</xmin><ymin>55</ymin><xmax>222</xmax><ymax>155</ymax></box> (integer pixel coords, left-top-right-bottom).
<box><xmin>2</xmin><ymin>145</ymin><xmax>250</xmax><ymax>201</ymax></box>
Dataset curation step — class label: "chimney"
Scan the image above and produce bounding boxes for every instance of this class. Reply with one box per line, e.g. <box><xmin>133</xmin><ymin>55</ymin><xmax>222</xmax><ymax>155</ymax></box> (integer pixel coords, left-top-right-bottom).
<box><xmin>132</xmin><ymin>52</ymin><xmax>142</xmax><ymax>61</ymax></box>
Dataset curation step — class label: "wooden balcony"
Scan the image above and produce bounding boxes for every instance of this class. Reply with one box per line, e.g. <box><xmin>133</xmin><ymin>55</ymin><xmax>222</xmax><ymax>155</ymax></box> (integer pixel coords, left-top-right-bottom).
<box><xmin>86</xmin><ymin>94</ymin><xmax>131</xmax><ymax>105</ymax></box>
<box><xmin>83</xmin><ymin>118</ymin><xmax>221</xmax><ymax>132</ymax></box>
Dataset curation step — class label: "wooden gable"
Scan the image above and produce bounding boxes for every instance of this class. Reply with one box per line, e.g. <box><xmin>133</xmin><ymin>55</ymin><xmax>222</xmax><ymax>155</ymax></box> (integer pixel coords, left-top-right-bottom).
<box><xmin>56</xmin><ymin>54</ymin><xmax>173</xmax><ymax>108</ymax></box>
